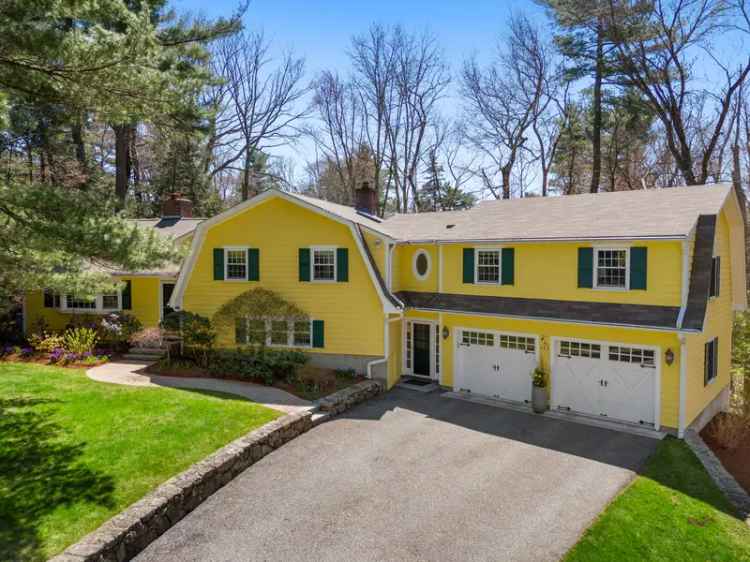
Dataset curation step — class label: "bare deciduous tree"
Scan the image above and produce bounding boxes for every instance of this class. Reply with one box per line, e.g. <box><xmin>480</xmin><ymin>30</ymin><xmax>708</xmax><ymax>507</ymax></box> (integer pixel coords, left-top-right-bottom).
<box><xmin>209</xmin><ymin>30</ymin><xmax>309</xmax><ymax>200</ymax></box>
<box><xmin>462</xmin><ymin>14</ymin><xmax>557</xmax><ymax>199</ymax></box>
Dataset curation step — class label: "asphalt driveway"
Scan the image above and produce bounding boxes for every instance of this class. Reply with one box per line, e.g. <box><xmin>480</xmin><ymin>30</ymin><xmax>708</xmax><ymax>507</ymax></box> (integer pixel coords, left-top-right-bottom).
<box><xmin>136</xmin><ymin>388</ymin><xmax>659</xmax><ymax>562</ymax></box>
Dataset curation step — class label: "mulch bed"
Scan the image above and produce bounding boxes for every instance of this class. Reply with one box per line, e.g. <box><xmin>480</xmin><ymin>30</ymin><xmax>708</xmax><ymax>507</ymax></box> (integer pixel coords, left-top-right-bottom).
<box><xmin>0</xmin><ymin>353</ymin><xmax>110</xmax><ymax>369</ymax></box>
<box><xmin>144</xmin><ymin>361</ymin><xmax>364</xmax><ymax>401</ymax></box>
<box><xmin>701</xmin><ymin>413</ymin><xmax>750</xmax><ymax>494</ymax></box>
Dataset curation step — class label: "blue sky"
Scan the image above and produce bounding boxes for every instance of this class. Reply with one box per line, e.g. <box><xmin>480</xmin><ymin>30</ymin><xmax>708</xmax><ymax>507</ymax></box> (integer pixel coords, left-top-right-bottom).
<box><xmin>176</xmin><ymin>0</ymin><xmax>550</xmax><ymax>74</ymax></box>
<box><xmin>174</xmin><ymin>0</ymin><xmax>552</xmax><ymax>183</ymax></box>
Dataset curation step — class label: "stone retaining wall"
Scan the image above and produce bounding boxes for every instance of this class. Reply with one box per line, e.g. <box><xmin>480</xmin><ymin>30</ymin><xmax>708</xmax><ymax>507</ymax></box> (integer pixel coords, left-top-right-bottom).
<box><xmin>685</xmin><ymin>429</ymin><xmax>750</xmax><ymax>524</ymax></box>
<box><xmin>51</xmin><ymin>412</ymin><xmax>313</xmax><ymax>562</ymax></box>
<box><xmin>317</xmin><ymin>380</ymin><xmax>384</xmax><ymax>416</ymax></box>
<box><xmin>51</xmin><ymin>380</ymin><xmax>384</xmax><ymax>562</ymax></box>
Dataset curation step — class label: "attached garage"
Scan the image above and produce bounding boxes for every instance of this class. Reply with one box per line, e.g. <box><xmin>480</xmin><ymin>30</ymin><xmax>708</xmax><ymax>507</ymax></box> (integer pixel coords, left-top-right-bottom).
<box><xmin>551</xmin><ymin>338</ymin><xmax>661</xmax><ymax>429</ymax></box>
<box><xmin>454</xmin><ymin>329</ymin><xmax>539</xmax><ymax>403</ymax></box>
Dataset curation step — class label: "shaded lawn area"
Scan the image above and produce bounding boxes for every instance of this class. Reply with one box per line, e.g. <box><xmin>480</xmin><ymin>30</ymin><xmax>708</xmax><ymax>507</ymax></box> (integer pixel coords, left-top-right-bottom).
<box><xmin>565</xmin><ymin>437</ymin><xmax>750</xmax><ymax>562</ymax></box>
<box><xmin>0</xmin><ymin>362</ymin><xmax>281</xmax><ymax>561</ymax></box>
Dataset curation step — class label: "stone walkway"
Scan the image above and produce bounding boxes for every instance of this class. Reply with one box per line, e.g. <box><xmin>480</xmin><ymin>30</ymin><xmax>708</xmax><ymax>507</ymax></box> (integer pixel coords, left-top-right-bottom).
<box><xmin>87</xmin><ymin>361</ymin><xmax>313</xmax><ymax>414</ymax></box>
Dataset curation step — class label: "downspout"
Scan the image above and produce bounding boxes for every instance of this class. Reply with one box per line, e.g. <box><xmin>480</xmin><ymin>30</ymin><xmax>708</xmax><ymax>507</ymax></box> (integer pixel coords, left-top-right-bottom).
<box><xmin>366</xmin><ymin>313</ymin><xmax>403</xmax><ymax>380</ymax></box>
<box><xmin>678</xmin><ymin>333</ymin><xmax>687</xmax><ymax>438</ymax></box>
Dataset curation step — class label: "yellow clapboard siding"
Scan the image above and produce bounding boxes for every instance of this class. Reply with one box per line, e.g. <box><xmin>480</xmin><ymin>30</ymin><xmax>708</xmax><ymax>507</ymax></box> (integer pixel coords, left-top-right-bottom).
<box><xmin>418</xmin><ymin>240</ymin><xmax>683</xmax><ymax>306</ymax></box>
<box><xmin>182</xmin><ymin>196</ymin><xmax>384</xmax><ymax>356</ymax></box>
<box><xmin>25</xmin><ymin>276</ymin><xmax>164</xmax><ymax>333</ymax></box>
<box><xmin>685</xmin><ymin>210</ymin><xmax>734</xmax><ymax>426</ymax></box>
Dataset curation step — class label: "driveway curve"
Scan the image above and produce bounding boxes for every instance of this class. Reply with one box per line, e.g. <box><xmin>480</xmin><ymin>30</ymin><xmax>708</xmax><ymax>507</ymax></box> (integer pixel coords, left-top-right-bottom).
<box><xmin>135</xmin><ymin>387</ymin><xmax>659</xmax><ymax>562</ymax></box>
<box><xmin>87</xmin><ymin>361</ymin><xmax>312</xmax><ymax>414</ymax></box>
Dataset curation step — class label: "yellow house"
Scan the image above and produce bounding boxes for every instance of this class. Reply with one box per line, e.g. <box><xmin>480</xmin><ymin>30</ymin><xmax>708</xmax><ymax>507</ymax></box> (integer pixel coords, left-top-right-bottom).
<box><xmin>25</xmin><ymin>184</ymin><xmax>747</xmax><ymax>438</ymax></box>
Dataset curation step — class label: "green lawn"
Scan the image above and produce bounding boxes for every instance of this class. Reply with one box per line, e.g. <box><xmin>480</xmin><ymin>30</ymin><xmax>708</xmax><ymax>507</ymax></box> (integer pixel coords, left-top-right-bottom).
<box><xmin>0</xmin><ymin>362</ymin><xmax>281</xmax><ymax>561</ymax></box>
<box><xmin>565</xmin><ymin>437</ymin><xmax>750</xmax><ymax>562</ymax></box>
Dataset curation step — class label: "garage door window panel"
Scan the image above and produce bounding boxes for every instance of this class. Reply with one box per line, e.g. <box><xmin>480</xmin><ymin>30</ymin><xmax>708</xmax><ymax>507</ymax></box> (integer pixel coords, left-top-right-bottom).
<box><xmin>594</xmin><ymin>249</ymin><xmax>628</xmax><ymax>289</ymax></box>
<box><xmin>462</xmin><ymin>331</ymin><xmax>495</xmax><ymax>346</ymax></box>
<box><xmin>559</xmin><ymin>340</ymin><xmax>601</xmax><ymax>358</ymax></box>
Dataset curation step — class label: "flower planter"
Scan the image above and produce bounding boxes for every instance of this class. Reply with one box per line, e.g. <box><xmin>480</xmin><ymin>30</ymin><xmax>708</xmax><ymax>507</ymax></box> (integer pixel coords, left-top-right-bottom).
<box><xmin>532</xmin><ymin>386</ymin><xmax>548</xmax><ymax>413</ymax></box>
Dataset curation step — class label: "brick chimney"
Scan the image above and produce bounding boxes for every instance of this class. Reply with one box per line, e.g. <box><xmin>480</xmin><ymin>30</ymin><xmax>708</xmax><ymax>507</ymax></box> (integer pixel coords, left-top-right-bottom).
<box><xmin>161</xmin><ymin>192</ymin><xmax>193</xmax><ymax>218</ymax></box>
<box><xmin>355</xmin><ymin>181</ymin><xmax>378</xmax><ymax>216</ymax></box>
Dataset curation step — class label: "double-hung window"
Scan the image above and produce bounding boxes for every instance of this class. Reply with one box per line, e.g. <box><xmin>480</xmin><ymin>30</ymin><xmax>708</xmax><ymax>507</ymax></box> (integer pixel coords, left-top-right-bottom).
<box><xmin>594</xmin><ymin>248</ymin><xmax>628</xmax><ymax>289</ymax></box>
<box><xmin>476</xmin><ymin>249</ymin><xmax>501</xmax><ymax>284</ymax></box>
<box><xmin>225</xmin><ymin>249</ymin><xmax>247</xmax><ymax>280</ymax></box>
<box><xmin>237</xmin><ymin>318</ymin><xmax>313</xmax><ymax>348</ymax></box>
<box><xmin>101</xmin><ymin>293</ymin><xmax>120</xmax><ymax>310</ymax></box>
<box><xmin>65</xmin><ymin>295</ymin><xmax>97</xmax><ymax>310</ymax></box>
<box><xmin>704</xmin><ymin>337</ymin><xmax>719</xmax><ymax>385</ymax></box>
<box><xmin>709</xmin><ymin>256</ymin><xmax>721</xmax><ymax>298</ymax></box>
<box><xmin>312</xmin><ymin>248</ymin><xmax>336</xmax><ymax>281</ymax></box>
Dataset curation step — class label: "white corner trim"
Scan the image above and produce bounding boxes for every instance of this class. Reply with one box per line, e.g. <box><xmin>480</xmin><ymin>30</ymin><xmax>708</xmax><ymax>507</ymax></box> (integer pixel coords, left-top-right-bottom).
<box><xmin>438</xmin><ymin>243</ymin><xmax>444</xmax><ymax>293</ymax></box>
<box><xmin>678</xmin><ymin>334</ymin><xmax>688</xmax><ymax>438</ymax></box>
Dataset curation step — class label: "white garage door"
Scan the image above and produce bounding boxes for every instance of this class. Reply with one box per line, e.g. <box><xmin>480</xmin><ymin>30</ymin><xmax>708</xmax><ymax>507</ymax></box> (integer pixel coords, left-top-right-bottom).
<box><xmin>455</xmin><ymin>330</ymin><xmax>539</xmax><ymax>403</ymax></box>
<box><xmin>552</xmin><ymin>339</ymin><xmax>659</xmax><ymax>427</ymax></box>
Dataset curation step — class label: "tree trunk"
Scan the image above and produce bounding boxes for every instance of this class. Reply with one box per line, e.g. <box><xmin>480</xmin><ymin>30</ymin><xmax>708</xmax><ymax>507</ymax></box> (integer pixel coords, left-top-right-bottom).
<box><xmin>590</xmin><ymin>20</ymin><xmax>604</xmax><ymax>194</ymax></box>
<box><xmin>113</xmin><ymin>124</ymin><xmax>132</xmax><ymax>209</ymax></box>
<box><xmin>71</xmin><ymin>121</ymin><xmax>86</xmax><ymax>168</ymax></box>
<box><xmin>241</xmin><ymin>147</ymin><xmax>252</xmax><ymax>201</ymax></box>
<box><xmin>501</xmin><ymin>165</ymin><xmax>511</xmax><ymax>199</ymax></box>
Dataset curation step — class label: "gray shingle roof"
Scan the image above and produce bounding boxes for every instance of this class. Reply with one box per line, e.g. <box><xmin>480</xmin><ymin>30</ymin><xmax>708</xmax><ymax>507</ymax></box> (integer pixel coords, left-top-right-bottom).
<box><xmin>396</xmin><ymin>291</ymin><xmax>681</xmax><ymax>330</ymax></box>
<box><xmin>681</xmin><ymin>214</ymin><xmax>716</xmax><ymax>331</ymax></box>
<box><xmin>131</xmin><ymin>217</ymin><xmax>204</xmax><ymax>240</ymax></box>
<box><xmin>381</xmin><ymin>184</ymin><xmax>731</xmax><ymax>242</ymax></box>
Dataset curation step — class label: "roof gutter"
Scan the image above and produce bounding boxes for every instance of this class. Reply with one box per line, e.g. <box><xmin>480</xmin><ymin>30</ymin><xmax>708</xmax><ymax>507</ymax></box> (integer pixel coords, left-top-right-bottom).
<box><xmin>396</xmin><ymin>235</ymin><xmax>687</xmax><ymax>245</ymax></box>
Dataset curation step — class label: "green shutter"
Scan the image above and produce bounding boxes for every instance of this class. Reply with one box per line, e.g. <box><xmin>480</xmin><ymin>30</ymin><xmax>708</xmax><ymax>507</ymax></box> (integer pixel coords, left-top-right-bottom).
<box><xmin>630</xmin><ymin>247</ymin><xmax>647</xmax><ymax>290</ymax></box>
<box><xmin>462</xmin><ymin>248</ymin><xmax>475</xmax><ymax>284</ymax></box>
<box><xmin>121</xmin><ymin>280</ymin><xmax>132</xmax><ymax>310</ymax></box>
<box><xmin>248</xmin><ymin>248</ymin><xmax>260</xmax><ymax>281</ymax></box>
<box><xmin>336</xmin><ymin>248</ymin><xmax>349</xmax><ymax>282</ymax></box>
<box><xmin>43</xmin><ymin>290</ymin><xmax>54</xmax><ymax>308</ymax></box>
<box><xmin>235</xmin><ymin>318</ymin><xmax>247</xmax><ymax>344</ymax></box>
<box><xmin>299</xmin><ymin>248</ymin><xmax>311</xmax><ymax>282</ymax></box>
<box><xmin>577</xmin><ymin>248</ymin><xmax>593</xmax><ymax>288</ymax></box>
<box><xmin>213</xmin><ymin>248</ymin><xmax>224</xmax><ymax>281</ymax></box>
<box><xmin>501</xmin><ymin>248</ymin><xmax>515</xmax><ymax>285</ymax></box>
<box><xmin>312</xmin><ymin>320</ymin><xmax>324</xmax><ymax>348</ymax></box>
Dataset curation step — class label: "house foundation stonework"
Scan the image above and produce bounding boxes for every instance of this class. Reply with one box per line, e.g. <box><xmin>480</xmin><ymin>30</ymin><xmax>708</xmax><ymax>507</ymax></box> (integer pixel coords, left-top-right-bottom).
<box><xmin>28</xmin><ymin>184</ymin><xmax>747</xmax><ymax>436</ymax></box>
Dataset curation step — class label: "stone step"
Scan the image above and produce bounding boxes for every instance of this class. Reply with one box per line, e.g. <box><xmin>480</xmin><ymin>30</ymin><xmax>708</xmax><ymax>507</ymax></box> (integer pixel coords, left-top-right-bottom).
<box><xmin>129</xmin><ymin>347</ymin><xmax>166</xmax><ymax>356</ymax></box>
<box><xmin>122</xmin><ymin>353</ymin><xmax>164</xmax><ymax>362</ymax></box>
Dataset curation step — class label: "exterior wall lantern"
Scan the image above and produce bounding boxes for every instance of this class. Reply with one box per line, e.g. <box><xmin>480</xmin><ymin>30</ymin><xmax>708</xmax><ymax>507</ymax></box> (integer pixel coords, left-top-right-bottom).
<box><xmin>665</xmin><ymin>348</ymin><xmax>674</xmax><ymax>366</ymax></box>
<box><xmin>442</xmin><ymin>326</ymin><xmax>450</xmax><ymax>340</ymax></box>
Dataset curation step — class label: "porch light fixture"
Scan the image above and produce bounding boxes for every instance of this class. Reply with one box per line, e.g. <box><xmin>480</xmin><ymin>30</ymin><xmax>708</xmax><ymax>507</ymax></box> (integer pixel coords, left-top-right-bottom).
<box><xmin>665</xmin><ymin>348</ymin><xmax>674</xmax><ymax>366</ymax></box>
<box><xmin>442</xmin><ymin>326</ymin><xmax>450</xmax><ymax>340</ymax></box>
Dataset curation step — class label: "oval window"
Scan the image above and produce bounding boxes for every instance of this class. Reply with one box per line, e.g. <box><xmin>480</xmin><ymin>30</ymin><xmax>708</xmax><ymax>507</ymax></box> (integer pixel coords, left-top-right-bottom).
<box><xmin>414</xmin><ymin>250</ymin><xmax>430</xmax><ymax>280</ymax></box>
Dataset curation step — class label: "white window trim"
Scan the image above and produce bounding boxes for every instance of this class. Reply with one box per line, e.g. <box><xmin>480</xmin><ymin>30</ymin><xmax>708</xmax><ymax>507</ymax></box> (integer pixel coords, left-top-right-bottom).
<box><xmin>474</xmin><ymin>248</ymin><xmax>502</xmax><ymax>285</ymax></box>
<box><xmin>61</xmin><ymin>292</ymin><xmax>121</xmax><ymax>314</ymax></box>
<box><xmin>593</xmin><ymin>247</ymin><xmax>630</xmax><ymax>291</ymax></box>
<box><xmin>412</xmin><ymin>249</ymin><xmax>431</xmax><ymax>281</ymax></box>
<box><xmin>310</xmin><ymin>246</ymin><xmax>337</xmax><ymax>283</ymax></box>
<box><xmin>239</xmin><ymin>317</ymin><xmax>313</xmax><ymax>349</ymax></box>
<box><xmin>224</xmin><ymin>247</ymin><xmax>249</xmax><ymax>282</ymax></box>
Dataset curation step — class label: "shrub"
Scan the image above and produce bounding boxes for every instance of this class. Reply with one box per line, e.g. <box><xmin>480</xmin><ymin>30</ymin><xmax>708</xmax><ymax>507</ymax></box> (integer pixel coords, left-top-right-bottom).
<box><xmin>531</xmin><ymin>367</ymin><xmax>547</xmax><ymax>388</ymax></box>
<box><xmin>29</xmin><ymin>332</ymin><xmax>66</xmax><ymax>354</ymax></box>
<box><xmin>207</xmin><ymin>347</ymin><xmax>308</xmax><ymax>385</ymax></box>
<box><xmin>705</xmin><ymin>412</ymin><xmax>750</xmax><ymax>450</ymax></box>
<box><xmin>63</xmin><ymin>327</ymin><xmax>99</xmax><ymax>355</ymax></box>
<box><xmin>129</xmin><ymin>327</ymin><xmax>164</xmax><ymax>349</ymax></box>
<box><xmin>99</xmin><ymin>312</ymin><xmax>142</xmax><ymax>348</ymax></box>
<box><xmin>162</xmin><ymin>311</ymin><xmax>216</xmax><ymax>366</ymax></box>
<box><xmin>49</xmin><ymin>348</ymin><xmax>65</xmax><ymax>363</ymax></box>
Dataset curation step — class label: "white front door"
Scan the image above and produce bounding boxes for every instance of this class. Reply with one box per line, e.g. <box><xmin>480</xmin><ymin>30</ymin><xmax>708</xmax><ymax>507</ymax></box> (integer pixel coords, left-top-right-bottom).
<box><xmin>552</xmin><ymin>339</ymin><xmax>659</xmax><ymax>427</ymax></box>
<box><xmin>455</xmin><ymin>329</ymin><xmax>539</xmax><ymax>403</ymax></box>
